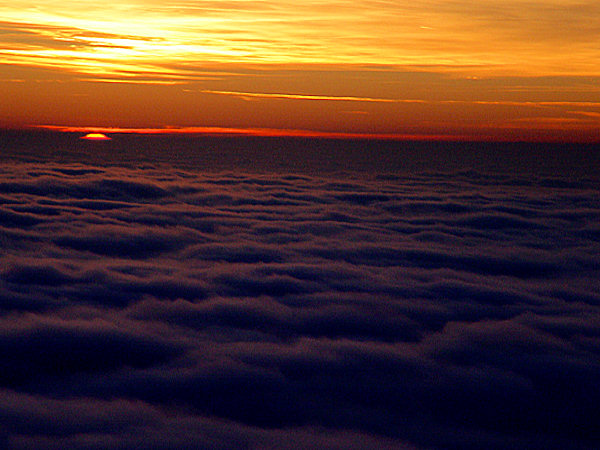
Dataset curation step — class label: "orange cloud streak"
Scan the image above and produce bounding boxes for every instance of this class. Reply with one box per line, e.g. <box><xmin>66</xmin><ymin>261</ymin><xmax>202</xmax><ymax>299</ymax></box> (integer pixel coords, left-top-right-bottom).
<box><xmin>34</xmin><ymin>125</ymin><xmax>472</xmax><ymax>141</ymax></box>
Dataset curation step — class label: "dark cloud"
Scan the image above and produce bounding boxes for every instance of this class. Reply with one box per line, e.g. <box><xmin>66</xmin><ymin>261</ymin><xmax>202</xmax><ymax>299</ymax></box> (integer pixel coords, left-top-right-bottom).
<box><xmin>0</xmin><ymin>207</ymin><xmax>44</xmax><ymax>227</ymax></box>
<box><xmin>3</xmin><ymin>264</ymin><xmax>75</xmax><ymax>286</ymax></box>
<box><xmin>53</xmin><ymin>226</ymin><xmax>195</xmax><ymax>259</ymax></box>
<box><xmin>0</xmin><ymin>140</ymin><xmax>598</xmax><ymax>449</ymax></box>
<box><xmin>0</xmin><ymin>315</ymin><xmax>184</xmax><ymax>389</ymax></box>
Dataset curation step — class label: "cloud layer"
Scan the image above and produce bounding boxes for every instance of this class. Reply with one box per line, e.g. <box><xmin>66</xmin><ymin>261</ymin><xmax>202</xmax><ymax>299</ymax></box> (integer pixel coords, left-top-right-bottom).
<box><xmin>0</xmin><ymin>140</ymin><xmax>599</xmax><ymax>449</ymax></box>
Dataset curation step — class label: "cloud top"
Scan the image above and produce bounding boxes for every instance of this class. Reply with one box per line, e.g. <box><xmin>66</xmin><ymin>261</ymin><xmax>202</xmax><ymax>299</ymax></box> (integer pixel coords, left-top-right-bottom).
<box><xmin>0</xmin><ymin>147</ymin><xmax>599</xmax><ymax>449</ymax></box>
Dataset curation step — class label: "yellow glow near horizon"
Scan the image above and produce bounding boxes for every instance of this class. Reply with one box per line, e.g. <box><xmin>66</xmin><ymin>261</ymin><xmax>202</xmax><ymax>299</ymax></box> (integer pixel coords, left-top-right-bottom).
<box><xmin>3</xmin><ymin>1</ymin><xmax>600</xmax><ymax>77</ymax></box>
<box><xmin>1</xmin><ymin>1</ymin><xmax>600</xmax><ymax>141</ymax></box>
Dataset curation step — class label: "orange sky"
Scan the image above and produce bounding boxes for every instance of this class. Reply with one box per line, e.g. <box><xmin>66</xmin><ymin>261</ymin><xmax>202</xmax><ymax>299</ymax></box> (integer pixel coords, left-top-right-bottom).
<box><xmin>1</xmin><ymin>0</ymin><xmax>599</xmax><ymax>141</ymax></box>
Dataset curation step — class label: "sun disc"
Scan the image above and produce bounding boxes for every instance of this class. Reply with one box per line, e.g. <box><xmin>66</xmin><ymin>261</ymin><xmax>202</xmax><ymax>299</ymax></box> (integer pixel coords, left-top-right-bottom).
<box><xmin>81</xmin><ymin>133</ymin><xmax>111</xmax><ymax>140</ymax></box>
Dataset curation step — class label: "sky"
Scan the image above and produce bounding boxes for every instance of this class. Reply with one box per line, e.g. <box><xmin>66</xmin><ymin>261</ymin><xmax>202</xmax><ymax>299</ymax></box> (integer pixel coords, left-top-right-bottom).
<box><xmin>1</xmin><ymin>0</ymin><xmax>600</xmax><ymax>141</ymax></box>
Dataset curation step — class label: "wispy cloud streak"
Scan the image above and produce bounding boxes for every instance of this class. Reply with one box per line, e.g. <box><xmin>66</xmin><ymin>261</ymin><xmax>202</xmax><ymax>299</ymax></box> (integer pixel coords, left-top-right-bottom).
<box><xmin>200</xmin><ymin>89</ymin><xmax>424</xmax><ymax>103</ymax></box>
<box><xmin>201</xmin><ymin>89</ymin><xmax>600</xmax><ymax>109</ymax></box>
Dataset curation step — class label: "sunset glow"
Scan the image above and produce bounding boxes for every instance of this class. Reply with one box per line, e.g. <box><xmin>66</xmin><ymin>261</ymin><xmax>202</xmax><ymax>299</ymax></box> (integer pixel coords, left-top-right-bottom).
<box><xmin>1</xmin><ymin>1</ymin><xmax>600</xmax><ymax>141</ymax></box>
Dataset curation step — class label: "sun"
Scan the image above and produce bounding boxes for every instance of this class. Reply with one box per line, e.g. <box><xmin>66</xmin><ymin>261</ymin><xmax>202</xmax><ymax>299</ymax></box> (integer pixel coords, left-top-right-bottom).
<box><xmin>81</xmin><ymin>133</ymin><xmax>111</xmax><ymax>140</ymax></box>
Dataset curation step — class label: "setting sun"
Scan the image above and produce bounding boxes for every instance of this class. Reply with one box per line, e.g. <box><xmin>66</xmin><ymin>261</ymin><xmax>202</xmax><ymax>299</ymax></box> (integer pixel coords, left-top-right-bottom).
<box><xmin>81</xmin><ymin>133</ymin><xmax>111</xmax><ymax>140</ymax></box>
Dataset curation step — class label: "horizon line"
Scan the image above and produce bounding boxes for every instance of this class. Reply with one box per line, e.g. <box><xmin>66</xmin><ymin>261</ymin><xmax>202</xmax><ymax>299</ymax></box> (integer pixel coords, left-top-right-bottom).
<box><xmin>1</xmin><ymin>125</ymin><xmax>598</xmax><ymax>144</ymax></box>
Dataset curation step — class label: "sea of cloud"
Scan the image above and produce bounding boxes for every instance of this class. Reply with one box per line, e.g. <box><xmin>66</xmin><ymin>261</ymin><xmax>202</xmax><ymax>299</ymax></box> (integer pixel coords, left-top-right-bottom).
<box><xmin>0</xmin><ymin>152</ymin><xmax>599</xmax><ymax>449</ymax></box>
